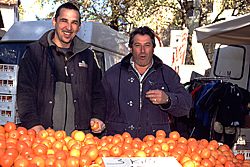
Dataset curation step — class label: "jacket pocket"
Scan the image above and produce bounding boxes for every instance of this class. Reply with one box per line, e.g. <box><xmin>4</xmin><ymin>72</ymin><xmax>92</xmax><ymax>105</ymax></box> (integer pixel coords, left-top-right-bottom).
<box><xmin>148</xmin><ymin>82</ymin><xmax>169</xmax><ymax>92</ymax></box>
<box><xmin>151</xmin><ymin>123</ymin><xmax>171</xmax><ymax>134</ymax></box>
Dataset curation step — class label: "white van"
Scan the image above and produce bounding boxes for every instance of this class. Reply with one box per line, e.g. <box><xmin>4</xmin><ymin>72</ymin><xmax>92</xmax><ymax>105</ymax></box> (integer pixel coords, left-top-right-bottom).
<box><xmin>195</xmin><ymin>13</ymin><xmax>250</xmax><ymax>92</ymax></box>
<box><xmin>209</xmin><ymin>44</ymin><xmax>250</xmax><ymax>91</ymax></box>
<box><xmin>0</xmin><ymin>20</ymin><xmax>129</xmax><ymax>125</ymax></box>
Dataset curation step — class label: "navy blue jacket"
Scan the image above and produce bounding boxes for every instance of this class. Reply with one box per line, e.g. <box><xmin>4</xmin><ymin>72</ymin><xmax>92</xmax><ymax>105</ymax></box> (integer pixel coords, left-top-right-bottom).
<box><xmin>102</xmin><ymin>54</ymin><xmax>192</xmax><ymax>138</ymax></box>
<box><xmin>17</xmin><ymin>30</ymin><xmax>106</xmax><ymax>131</ymax></box>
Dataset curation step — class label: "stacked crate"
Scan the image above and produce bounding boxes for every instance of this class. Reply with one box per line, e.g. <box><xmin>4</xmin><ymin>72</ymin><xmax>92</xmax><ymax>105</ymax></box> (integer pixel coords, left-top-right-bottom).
<box><xmin>233</xmin><ymin>128</ymin><xmax>250</xmax><ymax>160</ymax></box>
<box><xmin>0</xmin><ymin>64</ymin><xmax>20</xmax><ymax>125</ymax></box>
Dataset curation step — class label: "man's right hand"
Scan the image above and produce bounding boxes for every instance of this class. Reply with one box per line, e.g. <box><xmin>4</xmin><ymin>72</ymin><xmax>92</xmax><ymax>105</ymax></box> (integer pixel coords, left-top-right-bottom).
<box><xmin>31</xmin><ymin>125</ymin><xmax>45</xmax><ymax>134</ymax></box>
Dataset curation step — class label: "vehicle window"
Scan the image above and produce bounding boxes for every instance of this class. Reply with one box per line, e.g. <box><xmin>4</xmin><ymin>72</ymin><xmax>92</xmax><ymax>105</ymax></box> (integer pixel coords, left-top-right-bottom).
<box><xmin>214</xmin><ymin>44</ymin><xmax>245</xmax><ymax>80</ymax></box>
<box><xmin>0</xmin><ymin>42</ymin><xmax>29</xmax><ymax>65</ymax></box>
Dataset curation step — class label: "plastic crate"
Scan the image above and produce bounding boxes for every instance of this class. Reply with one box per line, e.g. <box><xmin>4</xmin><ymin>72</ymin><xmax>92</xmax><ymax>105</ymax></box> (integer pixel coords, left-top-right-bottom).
<box><xmin>0</xmin><ymin>64</ymin><xmax>18</xmax><ymax>94</ymax></box>
<box><xmin>233</xmin><ymin>148</ymin><xmax>250</xmax><ymax>160</ymax></box>
<box><xmin>0</xmin><ymin>108</ymin><xmax>20</xmax><ymax>125</ymax></box>
<box><xmin>232</xmin><ymin>136</ymin><xmax>250</xmax><ymax>160</ymax></box>
<box><xmin>0</xmin><ymin>94</ymin><xmax>19</xmax><ymax>125</ymax></box>
<box><xmin>0</xmin><ymin>94</ymin><xmax>16</xmax><ymax>111</ymax></box>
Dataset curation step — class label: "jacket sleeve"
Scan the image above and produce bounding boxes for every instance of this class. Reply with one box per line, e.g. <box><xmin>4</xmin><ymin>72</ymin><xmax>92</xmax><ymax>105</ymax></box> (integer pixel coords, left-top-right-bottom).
<box><xmin>17</xmin><ymin>47</ymin><xmax>41</xmax><ymax>129</ymax></box>
<box><xmin>160</xmin><ymin>66</ymin><xmax>192</xmax><ymax>117</ymax></box>
<box><xmin>91</xmin><ymin>52</ymin><xmax>106</xmax><ymax>121</ymax></box>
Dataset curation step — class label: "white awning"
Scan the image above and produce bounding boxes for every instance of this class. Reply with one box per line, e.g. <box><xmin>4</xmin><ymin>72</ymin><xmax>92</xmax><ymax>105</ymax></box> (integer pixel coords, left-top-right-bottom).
<box><xmin>195</xmin><ymin>13</ymin><xmax>250</xmax><ymax>45</ymax></box>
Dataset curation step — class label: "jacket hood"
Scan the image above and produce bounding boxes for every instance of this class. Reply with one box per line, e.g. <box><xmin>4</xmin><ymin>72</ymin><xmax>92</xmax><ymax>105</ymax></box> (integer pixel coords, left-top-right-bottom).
<box><xmin>39</xmin><ymin>29</ymin><xmax>90</xmax><ymax>54</ymax></box>
<box><xmin>121</xmin><ymin>53</ymin><xmax>164</xmax><ymax>70</ymax></box>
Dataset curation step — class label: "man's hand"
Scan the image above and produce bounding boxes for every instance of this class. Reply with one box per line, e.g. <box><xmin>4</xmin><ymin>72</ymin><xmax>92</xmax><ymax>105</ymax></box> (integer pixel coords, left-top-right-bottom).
<box><xmin>90</xmin><ymin>118</ymin><xmax>106</xmax><ymax>133</ymax></box>
<box><xmin>146</xmin><ymin>89</ymin><xmax>170</xmax><ymax>104</ymax></box>
<box><xmin>31</xmin><ymin>125</ymin><xmax>45</xmax><ymax>134</ymax></box>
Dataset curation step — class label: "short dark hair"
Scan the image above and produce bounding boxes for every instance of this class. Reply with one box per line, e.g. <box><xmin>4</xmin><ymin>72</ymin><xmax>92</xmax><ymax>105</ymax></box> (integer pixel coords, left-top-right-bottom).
<box><xmin>128</xmin><ymin>26</ymin><xmax>156</xmax><ymax>48</ymax></box>
<box><xmin>55</xmin><ymin>2</ymin><xmax>81</xmax><ymax>25</ymax></box>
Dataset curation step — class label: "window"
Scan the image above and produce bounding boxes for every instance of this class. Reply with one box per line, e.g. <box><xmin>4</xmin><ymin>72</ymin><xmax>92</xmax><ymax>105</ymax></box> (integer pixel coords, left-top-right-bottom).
<box><xmin>0</xmin><ymin>42</ymin><xmax>30</xmax><ymax>64</ymax></box>
<box><xmin>214</xmin><ymin>44</ymin><xmax>246</xmax><ymax>80</ymax></box>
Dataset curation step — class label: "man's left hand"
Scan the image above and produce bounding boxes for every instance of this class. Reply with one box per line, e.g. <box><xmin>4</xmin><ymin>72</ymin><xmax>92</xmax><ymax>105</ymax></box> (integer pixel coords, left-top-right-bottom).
<box><xmin>90</xmin><ymin>118</ymin><xmax>106</xmax><ymax>133</ymax></box>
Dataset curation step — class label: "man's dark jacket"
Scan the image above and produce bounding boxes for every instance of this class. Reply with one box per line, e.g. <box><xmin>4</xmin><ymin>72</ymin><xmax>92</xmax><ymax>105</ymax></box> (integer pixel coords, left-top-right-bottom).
<box><xmin>102</xmin><ymin>54</ymin><xmax>192</xmax><ymax>139</ymax></box>
<box><xmin>17</xmin><ymin>30</ymin><xmax>106</xmax><ymax>130</ymax></box>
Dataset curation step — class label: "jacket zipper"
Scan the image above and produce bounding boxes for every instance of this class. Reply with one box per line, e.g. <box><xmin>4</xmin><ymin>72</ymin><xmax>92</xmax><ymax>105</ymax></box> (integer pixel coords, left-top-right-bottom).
<box><xmin>131</xmin><ymin>69</ymin><xmax>156</xmax><ymax>110</ymax></box>
<box><xmin>63</xmin><ymin>57</ymin><xmax>68</xmax><ymax>131</ymax></box>
<box><xmin>64</xmin><ymin>57</ymin><xmax>68</xmax><ymax>76</ymax></box>
<box><xmin>141</xmin><ymin>69</ymin><xmax>156</xmax><ymax>129</ymax></box>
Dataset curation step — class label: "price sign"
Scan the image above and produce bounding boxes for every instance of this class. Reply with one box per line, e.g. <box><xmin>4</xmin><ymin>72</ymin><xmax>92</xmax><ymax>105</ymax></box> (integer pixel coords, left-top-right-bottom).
<box><xmin>102</xmin><ymin>157</ymin><xmax>182</xmax><ymax>167</ymax></box>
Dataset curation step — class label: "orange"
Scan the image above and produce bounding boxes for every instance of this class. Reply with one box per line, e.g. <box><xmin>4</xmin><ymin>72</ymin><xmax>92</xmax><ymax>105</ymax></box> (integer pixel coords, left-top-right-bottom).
<box><xmin>85</xmin><ymin>133</ymin><xmax>94</xmax><ymax>139</ymax></box>
<box><xmin>134</xmin><ymin>150</ymin><xmax>147</xmax><ymax>157</ymax></box>
<box><xmin>55</xmin><ymin>150</ymin><xmax>68</xmax><ymax>160</ymax></box>
<box><xmin>91</xmin><ymin>121</ymin><xmax>100</xmax><ymax>131</ymax></box>
<box><xmin>46</xmin><ymin>128</ymin><xmax>55</xmax><ymax>137</ymax></box>
<box><xmin>98</xmin><ymin>150</ymin><xmax>110</xmax><ymax>157</ymax></box>
<box><xmin>30</xmin><ymin>156</ymin><xmax>45</xmax><ymax>167</ymax></box>
<box><xmin>54</xmin><ymin>130</ymin><xmax>66</xmax><ymax>140</ymax></box>
<box><xmin>52</xmin><ymin>140</ymin><xmax>64</xmax><ymax>150</ymax></box>
<box><xmin>180</xmin><ymin>155</ymin><xmax>192</xmax><ymax>165</ymax></box>
<box><xmin>199</xmin><ymin>138</ymin><xmax>209</xmax><ymax>147</ymax></box>
<box><xmin>182</xmin><ymin>160</ymin><xmax>195</xmax><ymax>167</ymax></box>
<box><xmin>54</xmin><ymin>159</ymin><xmax>66</xmax><ymax>167</ymax></box>
<box><xmin>37</xmin><ymin>129</ymin><xmax>48</xmax><ymax>139</ymax></box>
<box><xmin>235</xmin><ymin>153</ymin><xmax>245</xmax><ymax>161</ymax></box>
<box><xmin>47</xmin><ymin>148</ymin><xmax>55</xmax><ymax>155</ymax></box>
<box><xmin>153</xmin><ymin>151</ymin><xmax>166</xmax><ymax>157</ymax></box>
<box><xmin>66</xmin><ymin>139</ymin><xmax>78</xmax><ymax>150</ymax></box>
<box><xmin>169</xmin><ymin>131</ymin><xmax>180</xmax><ymax>140</ymax></box>
<box><xmin>0</xmin><ymin>140</ymin><xmax>6</xmax><ymax>149</ymax></box>
<box><xmin>143</xmin><ymin>134</ymin><xmax>155</xmax><ymax>142</ymax></box>
<box><xmin>45</xmin><ymin>157</ymin><xmax>55</xmax><ymax>166</ymax></box>
<box><xmin>156</xmin><ymin>129</ymin><xmax>167</xmax><ymax>138</ymax></box>
<box><xmin>110</xmin><ymin>145</ymin><xmax>123</xmax><ymax>157</ymax></box>
<box><xmin>5</xmin><ymin>148</ymin><xmax>18</xmax><ymax>160</ymax></box>
<box><xmin>72</xmin><ymin>130</ymin><xmax>85</xmax><ymax>142</ymax></box>
<box><xmin>154</xmin><ymin>136</ymin><xmax>165</xmax><ymax>144</ymax></box>
<box><xmin>79</xmin><ymin>156</ymin><xmax>92</xmax><ymax>167</ymax></box>
<box><xmin>0</xmin><ymin>126</ymin><xmax>5</xmax><ymax>134</ymax></box>
<box><xmin>122</xmin><ymin>149</ymin><xmax>134</xmax><ymax>157</ymax></box>
<box><xmin>86</xmin><ymin>147</ymin><xmax>99</xmax><ymax>161</ymax></box>
<box><xmin>200</xmin><ymin>148</ymin><xmax>211</xmax><ymax>159</ymax></box>
<box><xmin>66</xmin><ymin>156</ymin><xmax>79</xmax><ymax>167</ymax></box>
<box><xmin>70</xmin><ymin>148</ymin><xmax>81</xmax><ymax>158</ymax></box>
<box><xmin>178</xmin><ymin>136</ymin><xmax>188</xmax><ymax>144</ymax></box>
<box><xmin>121</xmin><ymin>132</ymin><xmax>131</xmax><ymax>138</ymax></box>
<box><xmin>33</xmin><ymin>144</ymin><xmax>48</xmax><ymax>156</ymax></box>
<box><xmin>0</xmin><ymin>154</ymin><xmax>14</xmax><ymax>167</ymax></box>
<box><xmin>14</xmin><ymin>157</ymin><xmax>29</xmax><ymax>167</ymax></box>
<box><xmin>161</xmin><ymin>142</ymin><xmax>169</xmax><ymax>152</ymax></box>
<box><xmin>111</xmin><ymin>135</ymin><xmax>122</xmax><ymax>145</ymax></box>
<box><xmin>201</xmin><ymin>158</ymin><xmax>213</xmax><ymax>167</ymax></box>
<box><xmin>16</xmin><ymin>127</ymin><xmax>28</xmax><ymax>135</ymax></box>
<box><xmin>4</xmin><ymin>122</ymin><xmax>16</xmax><ymax>133</ymax></box>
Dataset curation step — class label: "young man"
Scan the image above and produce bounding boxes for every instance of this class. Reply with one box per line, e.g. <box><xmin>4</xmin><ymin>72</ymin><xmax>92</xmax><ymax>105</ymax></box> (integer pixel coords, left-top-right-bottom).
<box><xmin>17</xmin><ymin>2</ymin><xmax>106</xmax><ymax>135</ymax></box>
<box><xmin>102</xmin><ymin>26</ymin><xmax>192</xmax><ymax>139</ymax></box>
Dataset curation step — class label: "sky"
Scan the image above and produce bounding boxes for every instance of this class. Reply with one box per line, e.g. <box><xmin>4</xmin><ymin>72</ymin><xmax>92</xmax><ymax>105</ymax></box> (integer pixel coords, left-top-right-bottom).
<box><xmin>20</xmin><ymin>0</ymin><xmax>60</xmax><ymax>21</ymax></box>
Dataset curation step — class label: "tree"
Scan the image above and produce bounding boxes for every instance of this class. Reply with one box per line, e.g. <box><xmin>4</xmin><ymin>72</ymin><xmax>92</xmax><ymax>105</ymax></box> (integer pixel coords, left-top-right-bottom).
<box><xmin>31</xmin><ymin>0</ymin><xmax>250</xmax><ymax>64</ymax></box>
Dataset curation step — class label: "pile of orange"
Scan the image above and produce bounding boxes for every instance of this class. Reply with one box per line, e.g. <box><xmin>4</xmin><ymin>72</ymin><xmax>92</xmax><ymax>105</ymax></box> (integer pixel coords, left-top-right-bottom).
<box><xmin>0</xmin><ymin>122</ymin><xmax>249</xmax><ymax>167</ymax></box>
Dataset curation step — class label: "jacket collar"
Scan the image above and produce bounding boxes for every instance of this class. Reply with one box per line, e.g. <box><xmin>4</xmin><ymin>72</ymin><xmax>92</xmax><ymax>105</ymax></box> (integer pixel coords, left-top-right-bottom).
<box><xmin>121</xmin><ymin>53</ymin><xmax>164</xmax><ymax>70</ymax></box>
<box><xmin>39</xmin><ymin>29</ymin><xmax>90</xmax><ymax>54</ymax></box>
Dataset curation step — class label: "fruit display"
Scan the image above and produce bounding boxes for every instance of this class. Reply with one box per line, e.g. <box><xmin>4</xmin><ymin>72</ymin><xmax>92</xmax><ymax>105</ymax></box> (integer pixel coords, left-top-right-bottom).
<box><xmin>0</xmin><ymin>122</ymin><xmax>249</xmax><ymax>167</ymax></box>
